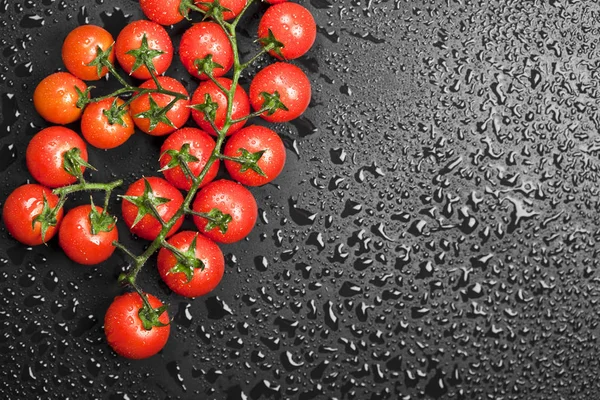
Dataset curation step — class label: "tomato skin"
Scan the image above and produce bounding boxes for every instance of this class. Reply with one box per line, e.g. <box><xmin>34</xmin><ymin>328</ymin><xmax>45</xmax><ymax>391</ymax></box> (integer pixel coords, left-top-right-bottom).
<box><xmin>2</xmin><ymin>184</ymin><xmax>64</xmax><ymax>246</ymax></box>
<box><xmin>140</xmin><ymin>0</ymin><xmax>185</xmax><ymax>25</ymax></box>
<box><xmin>104</xmin><ymin>292</ymin><xmax>170</xmax><ymax>359</ymax></box>
<box><xmin>33</xmin><ymin>72</ymin><xmax>88</xmax><ymax>124</ymax></box>
<box><xmin>81</xmin><ymin>97</ymin><xmax>135</xmax><ymax>149</ymax></box>
<box><xmin>157</xmin><ymin>231</ymin><xmax>225</xmax><ymax>297</ymax></box>
<box><xmin>58</xmin><ymin>205</ymin><xmax>117</xmax><ymax>265</ymax></box>
<box><xmin>258</xmin><ymin>3</ymin><xmax>316</xmax><ymax>60</ymax></box>
<box><xmin>159</xmin><ymin>128</ymin><xmax>220</xmax><ymax>191</ymax></box>
<box><xmin>115</xmin><ymin>20</ymin><xmax>173</xmax><ymax>80</ymax></box>
<box><xmin>192</xmin><ymin>180</ymin><xmax>257</xmax><ymax>244</ymax></box>
<box><xmin>179</xmin><ymin>22</ymin><xmax>233</xmax><ymax>80</ymax></box>
<box><xmin>129</xmin><ymin>76</ymin><xmax>190</xmax><ymax>136</ymax></box>
<box><xmin>121</xmin><ymin>177</ymin><xmax>184</xmax><ymax>240</ymax></box>
<box><xmin>26</xmin><ymin>127</ymin><xmax>89</xmax><ymax>188</ymax></box>
<box><xmin>195</xmin><ymin>0</ymin><xmax>247</xmax><ymax>20</ymax></box>
<box><xmin>249</xmin><ymin>62</ymin><xmax>311</xmax><ymax>122</ymax></box>
<box><xmin>62</xmin><ymin>25</ymin><xmax>115</xmax><ymax>81</ymax></box>
<box><xmin>224</xmin><ymin>125</ymin><xmax>286</xmax><ymax>186</ymax></box>
<box><xmin>191</xmin><ymin>78</ymin><xmax>250</xmax><ymax>136</ymax></box>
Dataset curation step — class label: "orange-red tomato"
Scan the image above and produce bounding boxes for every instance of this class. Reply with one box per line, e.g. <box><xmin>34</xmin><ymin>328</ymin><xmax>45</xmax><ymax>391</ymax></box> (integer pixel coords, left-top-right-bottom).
<box><xmin>33</xmin><ymin>72</ymin><xmax>88</xmax><ymax>124</ymax></box>
<box><xmin>62</xmin><ymin>25</ymin><xmax>115</xmax><ymax>81</ymax></box>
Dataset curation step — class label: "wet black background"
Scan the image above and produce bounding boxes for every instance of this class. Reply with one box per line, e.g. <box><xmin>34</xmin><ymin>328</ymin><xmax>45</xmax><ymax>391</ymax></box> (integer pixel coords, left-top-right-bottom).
<box><xmin>3</xmin><ymin>0</ymin><xmax>600</xmax><ymax>399</ymax></box>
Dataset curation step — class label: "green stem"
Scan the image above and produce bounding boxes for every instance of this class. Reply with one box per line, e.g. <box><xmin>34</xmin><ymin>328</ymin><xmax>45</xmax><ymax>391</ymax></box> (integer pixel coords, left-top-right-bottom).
<box><xmin>242</xmin><ymin>47</ymin><xmax>268</xmax><ymax>70</ymax></box>
<box><xmin>230</xmin><ymin>106</ymin><xmax>270</xmax><ymax>124</ymax></box>
<box><xmin>53</xmin><ymin>179</ymin><xmax>123</xmax><ymax>197</ymax></box>
<box><xmin>113</xmin><ymin>241</ymin><xmax>139</xmax><ymax>261</ymax></box>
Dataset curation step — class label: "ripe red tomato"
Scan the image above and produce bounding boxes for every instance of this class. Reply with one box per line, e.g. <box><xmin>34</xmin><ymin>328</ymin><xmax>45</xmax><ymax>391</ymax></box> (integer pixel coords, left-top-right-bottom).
<box><xmin>258</xmin><ymin>3</ymin><xmax>316</xmax><ymax>60</ymax></box>
<box><xmin>249</xmin><ymin>62</ymin><xmax>311</xmax><ymax>122</ymax></box>
<box><xmin>104</xmin><ymin>292</ymin><xmax>170</xmax><ymax>359</ymax></box>
<box><xmin>115</xmin><ymin>20</ymin><xmax>173</xmax><ymax>80</ymax></box>
<box><xmin>179</xmin><ymin>22</ymin><xmax>233</xmax><ymax>80</ymax></box>
<box><xmin>58</xmin><ymin>204</ymin><xmax>118</xmax><ymax>265</ymax></box>
<box><xmin>157</xmin><ymin>231</ymin><xmax>225</xmax><ymax>298</ymax></box>
<box><xmin>192</xmin><ymin>179</ymin><xmax>257</xmax><ymax>244</ymax></box>
<box><xmin>224</xmin><ymin>125</ymin><xmax>286</xmax><ymax>186</ymax></box>
<box><xmin>62</xmin><ymin>25</ymin><xmax>115</xmax><ymax>81</ymax></box>
<box><xmin>2</xmin><ymin>184</ymin><xmax>64</xmax><ymax>246</ymax></box>
<box><xmin>140</xmin><ymin>0</ymin><xmax>185</xmax><ymax>25</ymax></box>
<box><xmin>81</xmin><ymin>97</ymin><xmax>135</xmax><ymax>149</ymax></box>
<box><xmin>195</xmin><ymin>0</ymin><xmax>247</xmax><ymax>20</ymax></box>
<box><xmin>33</xmin><ymin>72</ymin><xmax>88</xmax><ymax>124</ymax></box>
<box><xmin>26</xmin><ymin>126</ymin><xmax>89</xmax><ymax>188</ymax></box>
<box><xmin>129</xmin><ymin>76</ymin><xmax>190</xmax><ymax>136</ymax></box>
<box><xmin>190</xmin><ymin>77</ymin><xmax>250</xmax><ymax>136</ymax></box>
<box><xmin>121</xmin><ymin>177</ymin><xmax>184</xmax><ymax>240</ymax></box>
<box><xmin>159</xmin><ymin>128</ymin><xmax>220</xmax><ymax>191</ymax></box>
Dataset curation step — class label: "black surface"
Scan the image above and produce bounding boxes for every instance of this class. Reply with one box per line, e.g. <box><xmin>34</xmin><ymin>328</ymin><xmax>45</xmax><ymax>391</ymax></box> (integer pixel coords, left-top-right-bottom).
<box><xmin>2</xmin><ymin>0</ymin><xmax>600</xmax><ymax>399</ymax></box>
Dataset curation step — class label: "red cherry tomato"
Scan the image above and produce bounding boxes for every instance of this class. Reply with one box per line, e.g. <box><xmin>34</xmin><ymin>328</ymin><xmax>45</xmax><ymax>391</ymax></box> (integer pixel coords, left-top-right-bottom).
<box><xmin>81</xmin><ymin>97</ymin><xmax>135</xmax><ymax>149</ymax></box>
<box><xmin>249</xmin><ymin>62</ymin><xmax>311</xmax><ymax>122</ymax></box>
<box><xmin>26</xmin><ymin>126</ymin><xmax>89</xmax><ymax>188</ymax></box>
<box><xmin>2</xmin><ymin>184</ymin><xmax>64</xmax><ymax>246</ymax></box>
<box><xmin>159</xmin><ymin>128</ymin><xmax>220</xmax><ymax>191</ymax></box>
<box><xmin>104</xmin><ymin>292</ymin><xmax>170</xmax><ymax>359</ymax></box>
<box><xmin>157</xmin><ymin>231</ymin><xmax>225</xmax><ymax>297</ymax></box>
<box><xmin>190</xmin><ymin>77</ymin><xmax>250</xmax><ymax>136</ymax></box>
<box><xmin>195</xmin><ymin>0</ymin><xmax>247</xmax><ymax>20</ymax></box>
<box><xmin>58</xmin><ymin>204</ymin><xmax>118</xmax><ymax>265</ymax></box>
<box><xmin>179</xmin><ymin>22</ymin><xmax>233</xmax><ymax>80</ymax></box>
<box><xmin>121</xmin><ymin>177</ymin><xmax>184</xmax><ymax>240</ymax></box>
<box><xmin>115</xmin><ymin>20</ymin><xmax>173</xmax><ymax>80</ymax></box>
<box><xmin>192</xmin><ymin>179</ymin><xmax>257</xmax><ymax>244</ymax></box>
<box><xmin>62</xmin><ymin>25</ymin><xmax>115</xmax><ymax>81</ymax></box>
<box><xmin>140</xmin><ymin>0</ymin><xmax>185</xmax><ymax>25</ymax></box>
<box><xmin>33</xmin><ymin>72</ymin><xmax>88</xmax><ymax>124</ymax></box>
<box><xmin>129</xmin><ymin>76</ymin><xmax>190</xmax><ymax>136</ymax></box>
<box><xmin>224</xmin><ymin>125</ymin><xmax>286</xmax><ymax>186</ymax></box>
<box><xmin>258</xmin><ymin>3</ymin><xmax>316</xmax><ymax>60</ymax></box>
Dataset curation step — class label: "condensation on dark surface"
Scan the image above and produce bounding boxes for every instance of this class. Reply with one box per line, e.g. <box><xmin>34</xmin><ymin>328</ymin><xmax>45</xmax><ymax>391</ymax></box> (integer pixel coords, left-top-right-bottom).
<box><xmin>2</xmin><ymin>0</ymin><xmax>600</xmax><ymax>399</ymax></box>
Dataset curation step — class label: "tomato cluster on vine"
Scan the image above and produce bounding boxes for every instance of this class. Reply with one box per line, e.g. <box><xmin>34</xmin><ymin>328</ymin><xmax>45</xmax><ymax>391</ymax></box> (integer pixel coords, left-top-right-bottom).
<box><xmin>2</xmin><ymin>0</ymin><xmax>316</xmax><ymax>359</ymax></box>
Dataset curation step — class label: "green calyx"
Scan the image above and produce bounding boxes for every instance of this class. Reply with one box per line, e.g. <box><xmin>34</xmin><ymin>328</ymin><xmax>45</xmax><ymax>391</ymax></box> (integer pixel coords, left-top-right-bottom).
<box><xmin>197</xmin><ymin>0</ymin><xmax>231</xmax><ymax>22</ymax></box>
<box><xmin>190</xmin><ymin>93</ymin><xmax>219</xmax><ymax>121</ymax></box>
<box><xmin>179</xmin><ymin>0</ymin><xmax>205</xmax><ymax>20</ymax></box>
<box><xmin>126</xmin><ymin>34</ymin><xmax>164</xmax><ymax>76</ymax></box>
<box><xmin>63</xmin><ymin>147</ymin><xmax>96</xmax><ymax>181</ymax></box>
<box><xmin>137</xmin><ymin>292</ymin><xmax>170</xmax><ymax>330</ymax></box>
<box><xmin>88</xmin><ymin>199</ymin><xmax>117</xmax><ymax>235</ymax></box>
<box><xmin>75</xmin><ymin>85</ymin><xmax>94</xmax><ymax>109</ymax></box>
<box><xmin>260</xmin><ymin>91</ymin><xmax>289</xmax><ymax>116</ymax></box>
<box><xmin>87</xmin><ymin>44</ymin><xmax>114</xmax><ymax>78</ymax></box>
<box><xmin>159</xmin><ymin>143</ymin><xmax>200</xmax><ymax>176</ymax></box>
<box><xmin>134</xmin><ymin>95</ymin><xmax>175</xmax><ymax>132</ymax></box>
<box><xmin>194</xmin><ymin>54</ymin><xmax>223</xmax><ymax>78</ymax></box>
<box><xmin>204</xmin><ymin>207</ymin><xmax>232</xmax><ymax>234</ymax></box>
<box><xmin>32</xmin><ymin>193</ymin><xmax>61</xmax><ymax>245</ymax></box>
<box><xmin>164</xmin><ymin>234</ymin><xmax>205</xmax><ymax>283</ymax></box>
<box><xmin>232</xmin><ymin>148</ymin><xmax>267</xmax><ymax>176</ymax></box>
<box><xmin>258</xmin><ymin>29</ymin><xmax>285</xmax><ymax>59</ymax></box>
<box><xmin>121</xmin><ymin>178</ymin><xmax>171</xmax><ymax>228</ymax></box>
<box><xmin>103</xmin><ymin>98</ymin><xmax>128</xmax><ymax>126</ymax></box>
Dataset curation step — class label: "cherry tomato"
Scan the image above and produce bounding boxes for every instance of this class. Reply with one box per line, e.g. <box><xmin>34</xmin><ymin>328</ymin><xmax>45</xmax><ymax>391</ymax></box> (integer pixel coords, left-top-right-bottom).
<box><xmin>258</xmin><ymin>3</ymin><xmax>316</xmax><ymax>60</ymax></box>
<box><xmin>157</xmin><ymin>231</ymin><xmax>224</xmax><ymax>297</ymax></box>
<box><xmin>121</xmin><ymin>177</ymin><xmax>184</xmax><ymax>240</ymax></box>
<box><xmin>140</xmin><ymin>0</ymin><xmax>185</xmax><ymax>25</ymax></box>
<box><xmin>58</xmin><ymin>204</ymin><xmax>118</xmax><ymax>265</ymax></box>
<box><xmin>196</xmin><ymin>0</ymin><xmax>247</xmax><ymax>20</ymax></box>
<box><xmin>249</xmin><ymin>62</ymin><xmax>311</xmax><ymax>122</ymax></box>
<box><xmin>33</xmin><ymin>72</ymin><xmax>88</xmax><ymax>124</ymax></box>
<box><xmin>81</xmin><ymin>97</ymin><xmax>135</xmax><ymax>149</ymax></box>
<box><xmin>26</xmin><ymin>126</ymin><xmax>89</xmax><ymax>188</ymax></box>
<box><xmin>190</xmin><ymin>77</ymin><xmax>250</xmax><ymax>136</ymax></box>
<box><xmin>179</xmin><ymin>22</ymin><xmax>233</xmax><ymax>80</ymax></box>
<box><xmin>192</xmin><ymin>179</ymin><xmax>257</xmax><ymax>244</ymax></box>
<box><xmin>62</xmin><ymin>25</ymin><xmax>115</xmax><ymax>81</ymax></box>
<box><xmin>129</xmin><ymin>76</ymin><xmax>190</xmax><ymax>136</ymax></box>
<box><xmin>224</xmin><ymin>125</ymin><xmax>286</xmax><ymax>186</ymax></box>
<box><xmin>159</xmin><ymin>128</ymin><xmax>220</xmax><ymax>191</ymax></box>
<box><xmin>2</xmin><ymin>184</ymin><xmax>64</xmax><ymax>246</ymax></box>
<box><xmin>104</xmin><ymin>292</ymin><xmax>170</xmax><ymax>359</ymax></box>
<box><xmin>115</xmin><ymin>20</ymin><xmax>173</xmax><ymax>80</ymax></box>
